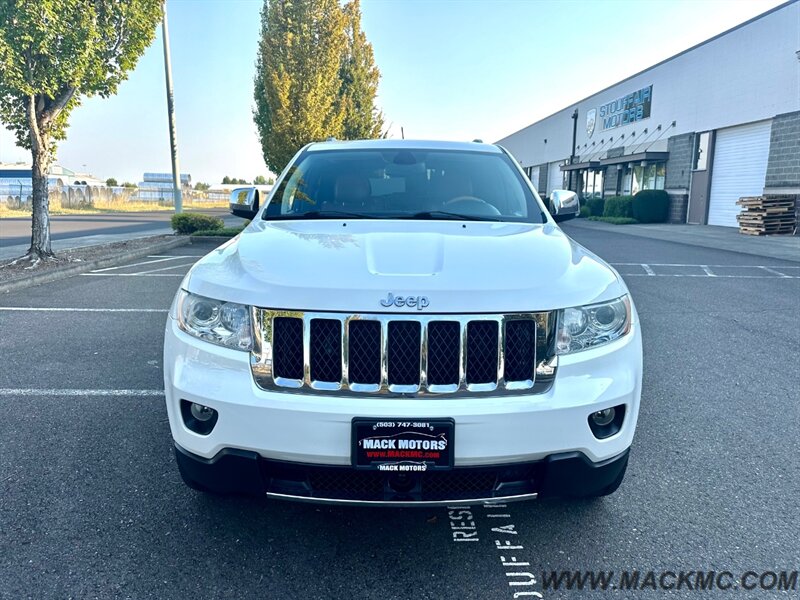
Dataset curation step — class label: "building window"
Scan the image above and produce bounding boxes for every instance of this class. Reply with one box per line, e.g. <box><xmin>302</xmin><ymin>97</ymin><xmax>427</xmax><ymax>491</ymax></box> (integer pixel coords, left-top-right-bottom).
<box><xmin>693</xmin><ymin>132</ymin><xmax>710</xmax><ymax>171</ymax></box>
<box><xmin>631</xmin><ymin>163</ymin><xmax>666</xmax><ymax>194</ymax></box>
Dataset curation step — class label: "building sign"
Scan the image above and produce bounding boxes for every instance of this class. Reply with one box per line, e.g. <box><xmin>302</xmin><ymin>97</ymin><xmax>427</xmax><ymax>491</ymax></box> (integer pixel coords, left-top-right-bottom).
<box><xmin>599</xmin><ymin>85</ymin><xmax>652</xmax><ymax>131</ymax></box>
<box><xmin>586</xmin><ymin>109</ymin><xmax>596</xmax><ymax>138</ymax></box>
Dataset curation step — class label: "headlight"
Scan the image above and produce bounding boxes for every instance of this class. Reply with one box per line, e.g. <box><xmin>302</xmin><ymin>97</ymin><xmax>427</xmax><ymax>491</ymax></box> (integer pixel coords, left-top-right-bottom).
<box><xmin>176</xmin><ymin>290</ymin><xmax>253</xmax><ymax>351</ymax></box>
<box><xmin>556</xmin><ymin>295</ymin><xmax>631</xmax><ymax>354</ymax></box>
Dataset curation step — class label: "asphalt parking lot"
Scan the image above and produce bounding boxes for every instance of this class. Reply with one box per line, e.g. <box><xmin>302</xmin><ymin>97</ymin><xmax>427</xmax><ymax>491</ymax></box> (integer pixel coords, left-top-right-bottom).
<box><xmin>1</xmin><ymin>228</ymin><xmax>798</xmax><ymax>599</ymax></box>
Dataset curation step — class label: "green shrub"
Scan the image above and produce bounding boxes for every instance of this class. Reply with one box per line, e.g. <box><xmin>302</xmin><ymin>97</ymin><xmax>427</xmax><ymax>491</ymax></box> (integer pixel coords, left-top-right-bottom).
<box><xmin>579</xmin><ymin>205</ymin><xmax>591</xmax><ymax>218</ymax></box>
<box><xmin>603</xmin><ymin>195</ymin><xmax>634</xmax><ymax>218</ymax></box>
<box><xmin>190</xmin><ymin>226</ymin><xmax>245</xmax><ymax>237</ymax></box>
<box><xmin>632</xmin><ymin>189</ymin><xmax>670</xmax><ymax>223</ymax></box>
<box><xmin>586</xmin><ymin>197</ymin><xmax>605</xmax><ymax>217</ymax></box>
<box><xmin>171</xmin><ymin>213</ymin><xmax>224</xmax><ymax>235</ymax></box>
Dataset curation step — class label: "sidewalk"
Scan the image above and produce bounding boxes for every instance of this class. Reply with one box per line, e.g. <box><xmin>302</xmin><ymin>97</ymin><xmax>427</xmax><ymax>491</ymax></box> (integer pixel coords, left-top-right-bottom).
<box><xmin>565</xmin><ymin>219</ymin><xmax>800</xmax><ymax>263</ymax></box>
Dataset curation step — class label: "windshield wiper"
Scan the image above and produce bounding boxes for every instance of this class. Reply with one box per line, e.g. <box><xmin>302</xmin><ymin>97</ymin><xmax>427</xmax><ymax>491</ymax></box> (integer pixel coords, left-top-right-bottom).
<box><xmin>268</xmin><ymin>210</ymin><xmax>369</xmax><ymax>220</ymax></box>
<box><xmin>406</xmin><ymin>211</ymin><xmax>502</xmax><ymax>222</ymax></box>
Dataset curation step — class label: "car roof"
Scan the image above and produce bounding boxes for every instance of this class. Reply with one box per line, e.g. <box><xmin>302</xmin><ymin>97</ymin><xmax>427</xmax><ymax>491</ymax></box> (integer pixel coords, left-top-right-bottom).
<box><xmin>305</xmin><ymin>139</ymin><xmax>503</xmax><ymax>154</ymax></box>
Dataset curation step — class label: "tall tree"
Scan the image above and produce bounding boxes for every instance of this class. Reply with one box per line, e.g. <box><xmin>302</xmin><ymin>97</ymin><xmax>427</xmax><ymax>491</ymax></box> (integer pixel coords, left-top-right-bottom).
<box><xmin>339</xmin><ymin>0</ymin><xmax>383</xmax><ymax>140</ymax></box>
<box><xmin>0</xmin><ymin>0</ymin><xmax>162</xmax><ymax>262</ymax></box>
<box><xmin>253</xmin><ymin>0</ymin><xmax>347</xmax><ymax>174</ymax></box>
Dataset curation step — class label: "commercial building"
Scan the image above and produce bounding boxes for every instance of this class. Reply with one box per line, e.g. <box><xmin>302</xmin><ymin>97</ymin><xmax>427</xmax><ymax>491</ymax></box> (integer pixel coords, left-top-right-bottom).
<box><xmin>137</xmin><ymin>172</ymin><xmax>192</xmax><ymax>201</ymax></box>
<box><xmin>496</xmin><ymin>1</ymin><xmax>799</xmax><ymax>227</ymax></box>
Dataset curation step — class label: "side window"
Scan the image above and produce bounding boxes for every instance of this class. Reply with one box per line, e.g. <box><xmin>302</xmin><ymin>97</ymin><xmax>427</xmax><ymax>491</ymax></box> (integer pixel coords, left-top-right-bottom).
<box><xmin>693</xmin><ymin>132</ymin><xmax>710</xmax><ymax>171</ymax></box>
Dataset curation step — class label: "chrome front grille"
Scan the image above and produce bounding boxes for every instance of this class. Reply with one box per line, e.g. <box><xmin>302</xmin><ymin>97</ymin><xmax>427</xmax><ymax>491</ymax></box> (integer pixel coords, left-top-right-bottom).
<box><xmin>251</xmin><ymin>310</ymin><xmax>557</xmax><ymax>396</ymax></box>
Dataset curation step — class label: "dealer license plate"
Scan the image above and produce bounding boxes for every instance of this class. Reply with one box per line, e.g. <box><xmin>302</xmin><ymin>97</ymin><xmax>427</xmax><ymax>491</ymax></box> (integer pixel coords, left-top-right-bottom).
<box><xmin>352</xmin><ymin>418</ymin><xmax>455</xmax><ymax>471</ymax></box>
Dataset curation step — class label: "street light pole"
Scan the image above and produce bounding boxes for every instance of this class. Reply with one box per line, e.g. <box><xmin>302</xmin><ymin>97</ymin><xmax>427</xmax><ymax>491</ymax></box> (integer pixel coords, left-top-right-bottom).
<box><xmin>161</xmin><ymin>0</ymin><xmax>182</xmax><ymax>213</ymax></box>
<box><xmin>569</xmin><ymin>109</ymin><xmax>578</xmax><ymax>191</ymax></box>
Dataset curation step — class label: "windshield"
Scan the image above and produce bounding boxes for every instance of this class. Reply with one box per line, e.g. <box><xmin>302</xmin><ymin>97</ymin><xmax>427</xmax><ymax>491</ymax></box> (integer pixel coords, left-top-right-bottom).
<box><xmin>262</xmin><ymin>148</ymin><xmax>545</xmax><ymax>222</ymax></box>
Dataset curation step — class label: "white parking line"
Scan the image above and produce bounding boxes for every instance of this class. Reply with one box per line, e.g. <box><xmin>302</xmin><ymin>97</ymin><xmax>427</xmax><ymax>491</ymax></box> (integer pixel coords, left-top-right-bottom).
<box><xmin>641</xmin><ymin>264</ymin><xmax>656</xmax><ymax>276</ymax></box>
<box><xmin>81</xmin><ymin>273</ymin><xmax>185</xmax><ymax>277</ymax></box>
<box><xmin>758</xmin><ymin>266</ymin><xmax>791</xmax><ymax>277</ymax></box>
<box><xmin>90</xmin><ymin>256</ymin><xmax>189</xmax><ymax>273</ymax></box>
<box><xmin>133</xmin><ymin>262</ymin><xmax>195</xmax><ymax>275</ymax></box>
<box><xmin>700</xmin><ymin>265</ymin><xmax>717</xmax><ymax>277</ymax></box>
<box><xmin>0</xmin><ymin>307</ymin><xmax>167</xmax><ymax>312</ymax></box>
<box><xmin>0</xmin><ymin>388</ymin><xmax>164</xmax><ymax>397</ymax></box>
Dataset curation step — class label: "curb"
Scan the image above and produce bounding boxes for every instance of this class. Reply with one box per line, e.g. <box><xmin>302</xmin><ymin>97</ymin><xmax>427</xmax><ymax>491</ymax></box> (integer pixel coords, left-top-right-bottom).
<box><xmin>188</xmin><ymin>235</ymin><xmax>236</xmax><ymax>243</ymax></box>
<box><xmin>0</xmin><ymin>236</ymin><xmax>191</xmax><ymax>295</ymax></box>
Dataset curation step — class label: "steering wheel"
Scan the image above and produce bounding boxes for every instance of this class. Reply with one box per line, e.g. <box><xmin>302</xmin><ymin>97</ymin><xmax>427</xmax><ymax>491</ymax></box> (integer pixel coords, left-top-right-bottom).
<box><xmin>444</xmin><ymin>196</ymin><xmax>502</xmax><ymax>216</ymax></box>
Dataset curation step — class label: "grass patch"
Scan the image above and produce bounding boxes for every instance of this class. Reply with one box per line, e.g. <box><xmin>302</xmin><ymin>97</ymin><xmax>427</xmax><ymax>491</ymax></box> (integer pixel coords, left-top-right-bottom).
<box><xmin>190</xmin><ymin>227</ymin><xmax>245</xmax><ymax>238</ymax></box>
<box><xmin>588</xmin><ymin>216</ymin><xmax>639</xmax><ymax>225</ymax></box>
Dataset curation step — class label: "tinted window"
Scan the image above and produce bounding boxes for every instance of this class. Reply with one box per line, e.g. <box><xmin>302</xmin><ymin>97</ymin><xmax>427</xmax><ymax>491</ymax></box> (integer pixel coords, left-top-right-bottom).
<box><xmin>263</xmin><ymin>149</ymin><xmax>544</xmax><ymax>222</ymax></box>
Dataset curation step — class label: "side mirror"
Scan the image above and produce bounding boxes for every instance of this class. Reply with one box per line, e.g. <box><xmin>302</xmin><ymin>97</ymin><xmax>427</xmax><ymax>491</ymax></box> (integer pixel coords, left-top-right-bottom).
<box><xmin>230</xmin><ymin>187</ymin><xmax>259</xmax><ymax>219</ymax></box>
<box><xmin>549</xmin><ymin>189</ymin><xmax>579</xmax><ymax>222</ymax></box>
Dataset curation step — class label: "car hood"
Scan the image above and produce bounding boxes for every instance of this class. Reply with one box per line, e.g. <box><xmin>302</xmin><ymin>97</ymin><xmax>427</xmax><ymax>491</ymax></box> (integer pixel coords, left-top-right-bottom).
<box><xmin>184</xmin><ymin>219</ymin><xmax>626</xmax><ymax>313</ymax></box>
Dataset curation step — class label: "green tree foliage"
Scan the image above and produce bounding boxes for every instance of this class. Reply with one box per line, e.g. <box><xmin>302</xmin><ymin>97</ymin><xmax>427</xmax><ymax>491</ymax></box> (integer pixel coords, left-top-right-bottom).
<box><xmin>254</xmin><ymin>0</ymin><xmax>384</xmax><ymax>174</ymax></box>
<box><xmin>121</xmin><ymin>182</ymin><xmax>137</xmax><ymax>189</ymax></box>
<box><xmin>222</xmin><ymin>175</ymin><xmax>232</xmax><ymax>185</ymax></box>
<box><xmin>194</xmin><ymin>182</ymin><xmax>211</xmax><ymax>191</ymax></box>
<box><xmin>0</xmin><ymin>0</ymin><xmax>162</xmax><ymax>260</ymax></box>
<box><xmin>253</xmin><ymin>175</ymin><xmax>268</xmax><ymax>185</ymax></box>
<box><xmin>105</xmin><ymin>177</ymin><xmax>118</xmax><ymax>187</ymax></box>
<box><xmin>339</xmin><ymin>0</ymin><xmax>384</xmax><ymax>140</ymax></box>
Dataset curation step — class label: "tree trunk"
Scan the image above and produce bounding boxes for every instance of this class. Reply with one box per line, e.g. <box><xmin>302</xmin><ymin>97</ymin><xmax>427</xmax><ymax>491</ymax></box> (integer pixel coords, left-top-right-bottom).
<box><xmin>26</xmin><ymin>93</ymin><xmax>54</xmax><ymax>260</ymax></box>
<box><xmin>28</xmin><ymin>143</ymin><xmax>53</xmax><ymax>258</ymax></box>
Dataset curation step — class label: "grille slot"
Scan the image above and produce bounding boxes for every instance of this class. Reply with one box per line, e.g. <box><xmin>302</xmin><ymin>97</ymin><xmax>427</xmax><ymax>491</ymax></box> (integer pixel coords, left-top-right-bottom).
<box><xmin>310</xmin><ymin>319</ymin><xmax>342</xmax><ymax>382</ymax></box>
<box><xmin>504</xmin><ymin>320</ymin><xmax>536</xmax><ymax>382</ymax></box>
<box><xmin>348</xmin><ymin>320</ymin><xmax>381</xmax><ymax>384</ymax></box>
<box><xmin>466</xmin><ymin>321</ymin><xmax>499</xmax><ymax>384</ymax></box>
<box><xmin>272</xmin><ymin>317</ymin><xmax>303</xmax><ymax>380</ymax></box>
<box><xmin>388</xmin><ymin>321</ymin><xmax>421</xmax><ymax>386</ymax></box>
<box><xmin>427</xmin><ymin>321</ymin><xmax>460</xmax><ymax>386</ymax></box>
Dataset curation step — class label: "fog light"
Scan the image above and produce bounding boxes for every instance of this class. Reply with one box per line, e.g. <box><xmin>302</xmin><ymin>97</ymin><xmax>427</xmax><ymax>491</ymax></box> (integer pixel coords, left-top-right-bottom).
<box><xmin>587</xmin><ymin>404</ymin><xmax>625</xmax><ymax>439</ymax></box>
<box><xmin>591</xmin><ymin>407</ymin><xmax>615</xmax><ymax>427</ymax></box>
<box><xmin>190</xmin><ymin>403</ymin><xmax>215</xmax><ymax>422</ymax></box>
<box><xmin>180</xmin><ymin>399</ymin><xmax>218</xmax><ymax>435</ymax></box>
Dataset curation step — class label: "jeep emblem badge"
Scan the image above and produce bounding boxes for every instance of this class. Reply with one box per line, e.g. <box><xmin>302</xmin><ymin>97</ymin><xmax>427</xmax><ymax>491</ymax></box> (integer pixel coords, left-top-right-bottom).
<box><xmin>380</xmin><ymin>292</ymin><xmax>429</xmax><ymax>310</ymax></box>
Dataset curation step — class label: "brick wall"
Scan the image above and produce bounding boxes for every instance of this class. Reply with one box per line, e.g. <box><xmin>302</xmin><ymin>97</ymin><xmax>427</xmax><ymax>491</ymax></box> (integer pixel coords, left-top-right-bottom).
<box><xmin>665</xmin><ymin>133</ymin><xmax>695</xmax><ymax>190</ymax></box>
<box><xmin>667</xmin><ymin>192</ymin><xmax>689</xmax><ymax>223</ymax></box>
<box><xmin>765</xmin><ymin>111</ymin><xmax>800</xmax><ymax>190</ymax></box>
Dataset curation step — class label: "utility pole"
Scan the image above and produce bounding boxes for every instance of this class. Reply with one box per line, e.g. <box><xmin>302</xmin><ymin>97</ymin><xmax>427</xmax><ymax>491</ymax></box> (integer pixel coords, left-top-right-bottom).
<box><xmin>161</xmin><ymin>1</ymin><xmax>182</xmax><ymax>213</ymax></box>
<box><xmin>569</xmin><ymin>109</ymin><xmax>578</xmax><ymax>191</ymax></box>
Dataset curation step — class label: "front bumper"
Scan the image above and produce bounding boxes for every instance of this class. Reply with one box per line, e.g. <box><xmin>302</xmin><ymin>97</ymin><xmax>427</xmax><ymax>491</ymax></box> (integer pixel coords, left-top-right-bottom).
<box><xmin>174</xmin><ymin>443</ymin><xmax>630</xmax><ymax>504</ymax></box>
<box><xmin>164</xmin><ymin>316</ymin><xmax>641</xmax><ymax>465</ymax></box>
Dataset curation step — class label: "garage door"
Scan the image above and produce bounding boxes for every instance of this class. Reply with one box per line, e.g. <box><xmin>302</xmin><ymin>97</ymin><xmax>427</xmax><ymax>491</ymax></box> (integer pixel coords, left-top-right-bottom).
<box><xmin>529</xmin><ymin>167</ymin><xmax>539</xmax><ymax>192</ymax></box>
<box><xmin>547</xmin><ymin>161</ymin><xmax>564</xmax><ymax>196</ymax></box>
<box><xmin>708</xmin><ymin>120</ymin><xmax>771</xmax><ymax>227</ymax></box>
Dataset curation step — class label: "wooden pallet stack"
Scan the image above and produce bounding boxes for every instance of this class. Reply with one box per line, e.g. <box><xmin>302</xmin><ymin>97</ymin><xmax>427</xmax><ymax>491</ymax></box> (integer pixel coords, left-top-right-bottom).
<box><xmin>736</xmin><ymin>195</ymin><xmax>797</xmax><ymax>235</ymax></box>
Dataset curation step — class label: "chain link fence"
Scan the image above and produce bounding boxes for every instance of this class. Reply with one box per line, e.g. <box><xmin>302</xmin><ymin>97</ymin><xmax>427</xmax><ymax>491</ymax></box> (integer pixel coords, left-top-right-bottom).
<box><xmin>1</xmin><ymin>181</ymin><xmax>229</xmax><ymax>211</ymax></box>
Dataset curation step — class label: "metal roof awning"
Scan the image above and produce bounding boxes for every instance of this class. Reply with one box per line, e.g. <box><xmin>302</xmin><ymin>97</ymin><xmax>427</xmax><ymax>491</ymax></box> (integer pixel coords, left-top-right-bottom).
<box><xmin>598</xmin><ymin>151</ymin><xmax>669</xmax><ymax>167</ymax></box>
<box><xmin>560</xmin><ymin>160</ymin><xmax>601</xmax><ymax>172</ymax></box>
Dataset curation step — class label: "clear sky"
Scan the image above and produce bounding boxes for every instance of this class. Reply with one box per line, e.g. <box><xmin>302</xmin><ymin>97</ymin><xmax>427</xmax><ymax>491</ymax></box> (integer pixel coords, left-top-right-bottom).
<box><xmin>0</xmin><ymin>0</ymin><xmax>787</xmax><ymax>185</ymax></box>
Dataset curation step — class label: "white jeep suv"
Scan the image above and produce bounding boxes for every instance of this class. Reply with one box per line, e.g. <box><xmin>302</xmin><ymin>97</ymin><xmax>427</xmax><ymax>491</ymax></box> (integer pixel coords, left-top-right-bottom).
<box><xmin>163</xmin><ymin>140</ymin><xmax>642</xmax><ymax>505</ymax></box>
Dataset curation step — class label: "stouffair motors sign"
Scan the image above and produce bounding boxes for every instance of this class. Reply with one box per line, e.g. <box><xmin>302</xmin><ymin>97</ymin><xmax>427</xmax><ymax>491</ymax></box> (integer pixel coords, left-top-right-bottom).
<box><xmin>597</xmin><ymin>85</ymin><xmax>653</xmax><ymax>131</ymax></box>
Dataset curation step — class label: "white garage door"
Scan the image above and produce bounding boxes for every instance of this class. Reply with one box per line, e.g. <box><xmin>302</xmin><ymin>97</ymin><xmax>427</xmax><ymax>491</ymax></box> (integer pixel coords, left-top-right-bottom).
<box><xmin>708</xmin><ymin>120</ymin><xmax>772</xmax><ymax>227</ymax></box>
<box><xmin>547</xmin><ymin>161</ymin><xmax>564</xmax><ymax>196</ymax></box>
<box><xmin>529</xmin><ymin>167</ymin><xmax>539</xmax><ymax>192</ymax></box>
